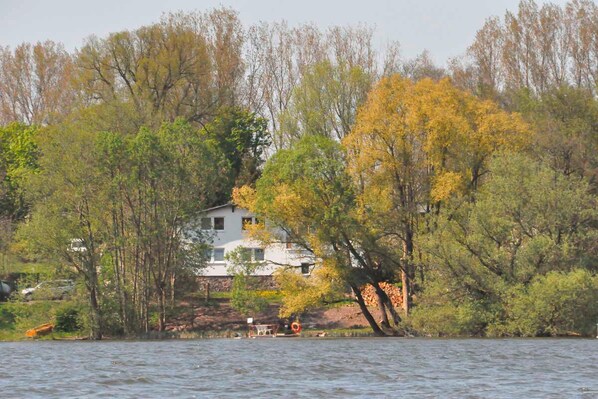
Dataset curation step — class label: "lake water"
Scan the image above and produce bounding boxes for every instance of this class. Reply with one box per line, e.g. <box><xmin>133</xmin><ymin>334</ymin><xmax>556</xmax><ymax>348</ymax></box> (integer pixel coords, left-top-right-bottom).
<box><xmin>1</xmin><ymin>338</ymin><xmax>597</xmax><ymax>398</ymax></box>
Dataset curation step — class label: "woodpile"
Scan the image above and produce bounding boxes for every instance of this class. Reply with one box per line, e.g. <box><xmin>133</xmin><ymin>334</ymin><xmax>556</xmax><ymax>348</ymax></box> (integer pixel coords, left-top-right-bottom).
<box><xmin>360</xmin><ymin>282</ymin><xmax>403</xmax><ymax>308</ymax></box>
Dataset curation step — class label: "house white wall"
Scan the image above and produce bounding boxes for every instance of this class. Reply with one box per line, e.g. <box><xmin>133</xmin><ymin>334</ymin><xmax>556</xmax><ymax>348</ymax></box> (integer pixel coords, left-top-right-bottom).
<box><xmin>199</xmin><ymin>204</ymin><xmax>314</xmax><ymax>276</ymax></box>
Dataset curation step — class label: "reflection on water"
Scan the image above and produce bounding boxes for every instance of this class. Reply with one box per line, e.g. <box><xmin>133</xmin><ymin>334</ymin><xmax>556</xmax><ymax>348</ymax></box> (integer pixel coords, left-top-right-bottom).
<box><xmin>1</xmin><ymin>338</ymin><xmax>597</xmax><ymax>398</ymax></box>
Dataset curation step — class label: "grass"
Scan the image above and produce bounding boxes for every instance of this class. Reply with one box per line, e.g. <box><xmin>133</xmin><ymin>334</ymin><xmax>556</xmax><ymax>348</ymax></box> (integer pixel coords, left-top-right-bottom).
<box><xmin>0</xmin><ymin>254</ymin><xmax>58</xmax><ymax>275</ymax></box>
<box><xmin>0</xmin><ymin>299</ymin><xmax>84</xmax><ymax>341</ymax></box>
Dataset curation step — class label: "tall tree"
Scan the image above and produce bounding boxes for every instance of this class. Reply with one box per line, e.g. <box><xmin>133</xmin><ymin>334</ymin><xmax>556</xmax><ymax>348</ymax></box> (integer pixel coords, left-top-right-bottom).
<box><xmin>278</xmin><ymin>60</ymin><xmax>373</xmax><ymax>146</ymax></box>
<box><xmin>421</xmin><ymin>153</ymin><xmax>597</xmax><ymax>334</ymax></box>
<box><xmin>97</xmin><ymin>119</ymin><xmax>226</xmax><ymax>332</ymax></box>
<box><xmin>202</xmin><ymin>107</ymin><xmax>270</xmax><ymax>193</ymax></box>
<box><xmin>75</xmin><ymin>8</ymin><xmax>244</xmax><ymax>127</ymax></box>
<box><xmin>0</xmin><ymin>41</ymin><xmax>75</xmax><ymax>125</ymax></box>
<box><xmin>238</xmin><ymin>136</ymin><xmax>404</xmax><ymax>336</ymax></box>
<box><xmin>346</xmin><ymin>75</ymin><xmax>531</xmax><ymax>312</ymax></box>
<box><xmin>17</xmin><ymin>123</ymin><xmax>106</xmax><ymax>339</ymax></box>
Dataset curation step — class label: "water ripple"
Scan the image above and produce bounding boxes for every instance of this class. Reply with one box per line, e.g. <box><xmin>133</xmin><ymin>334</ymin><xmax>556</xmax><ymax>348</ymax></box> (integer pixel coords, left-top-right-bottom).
<box><xmin>1</xmin><ymin>338</ymin><xmax>597</xmax><ymax>398</ymax></box>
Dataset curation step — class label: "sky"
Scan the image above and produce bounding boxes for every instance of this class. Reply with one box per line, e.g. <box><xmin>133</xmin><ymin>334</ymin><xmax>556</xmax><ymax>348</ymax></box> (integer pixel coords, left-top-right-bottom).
<box><xmin>0</xmin><ymin>0</ymin><xmax>570</xmax><ymax>65</ymax></box>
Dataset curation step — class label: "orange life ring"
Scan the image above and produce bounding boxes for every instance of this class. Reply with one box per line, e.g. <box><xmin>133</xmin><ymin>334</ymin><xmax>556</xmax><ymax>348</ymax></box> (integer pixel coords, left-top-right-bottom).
<box><xmin>291</xmin><ymin>322</ymin><xmax>302</xmax><ymax>334</ymax></box>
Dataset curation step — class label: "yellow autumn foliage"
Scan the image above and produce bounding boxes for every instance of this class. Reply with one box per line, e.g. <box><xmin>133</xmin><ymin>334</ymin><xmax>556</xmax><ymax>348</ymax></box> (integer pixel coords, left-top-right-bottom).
<box><xmin>345</xmin><ymin>74</ymin><xmax>532</xmax><ymax>204</ymax></box>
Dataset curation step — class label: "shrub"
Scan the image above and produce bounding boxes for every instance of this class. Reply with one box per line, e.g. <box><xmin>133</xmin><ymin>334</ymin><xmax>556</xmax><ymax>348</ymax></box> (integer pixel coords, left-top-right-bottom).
<box><xmin>409</xmin><ymin>299</ymin><xmax>493</xmax><ymax>337</ymax></box>
<box><xmin>0</xmin><ymin>306</ymin><xmax>16</xmax><ymax>329</ymax></box>
<box><xmin>505</xmin><ymin>269</ymin><xmax>598</xmax><ymax>336</ymax></box>
<box><xmin>54</xmin><ymin>303</ymin><xmax>82</xmax><ymax>332</ymax></box>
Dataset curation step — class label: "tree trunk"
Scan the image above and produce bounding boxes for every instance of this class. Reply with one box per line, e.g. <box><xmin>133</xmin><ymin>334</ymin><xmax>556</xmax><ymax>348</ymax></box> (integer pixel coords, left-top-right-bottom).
<box><xmin>401</xmin><ymin>268</ymin><xmax>410</xmax><ymax>314</ymax></box>
<box><xmin>352</xmin><ymin>284</ymin><xmax>386</xmax><ymax>337</ymax></box>
<box><xmin>87</xmin><ymin>267</ymin><xmax>103</xmax><ymax>340</ymax></box>
<box><xmin>158</xmin><ymin>286</ymin><xmax>166</xmax><ymax>332</ymax></box>
<box><xmin>373</xmin><ymin>282</ymin><xmax>402</xmax><ymax>326</ymax></box>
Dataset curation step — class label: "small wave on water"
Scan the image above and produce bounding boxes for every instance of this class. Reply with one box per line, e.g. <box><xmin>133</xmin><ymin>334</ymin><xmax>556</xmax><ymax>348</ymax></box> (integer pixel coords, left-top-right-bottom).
<box><xmin>1</xmin><ymin>338</ymin><xmax>597</xmax><ymax>398</ymax></box>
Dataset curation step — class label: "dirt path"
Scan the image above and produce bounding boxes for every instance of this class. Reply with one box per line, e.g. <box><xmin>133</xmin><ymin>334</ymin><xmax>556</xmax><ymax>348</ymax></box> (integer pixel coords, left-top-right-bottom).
<box><xmin>165</xmin><ymin>298</ymin><xmax>373</xmax><ymax>333</ymax></box>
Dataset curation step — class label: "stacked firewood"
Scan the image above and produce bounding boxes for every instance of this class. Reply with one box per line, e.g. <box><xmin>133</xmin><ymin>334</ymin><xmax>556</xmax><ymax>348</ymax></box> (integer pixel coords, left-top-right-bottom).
<box><xmin>360</xmin><ymin>282</ymin><xmax>403</xmax><ymax>308</ymax></box>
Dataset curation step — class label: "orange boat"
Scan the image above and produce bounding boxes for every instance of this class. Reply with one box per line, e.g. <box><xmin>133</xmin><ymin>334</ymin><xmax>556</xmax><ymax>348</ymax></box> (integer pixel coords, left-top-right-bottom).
<box><xmin>26</xmin><ymin>323</ymin><xmax>54</xmax><ymax>338</ymax></box>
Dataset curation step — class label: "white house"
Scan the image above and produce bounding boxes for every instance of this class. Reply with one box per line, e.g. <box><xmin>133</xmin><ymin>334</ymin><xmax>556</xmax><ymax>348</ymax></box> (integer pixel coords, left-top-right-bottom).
<box><xmin>198</xmin><ymin>204</ymin><xmax>314</xmax><ymax>276</ymax></box>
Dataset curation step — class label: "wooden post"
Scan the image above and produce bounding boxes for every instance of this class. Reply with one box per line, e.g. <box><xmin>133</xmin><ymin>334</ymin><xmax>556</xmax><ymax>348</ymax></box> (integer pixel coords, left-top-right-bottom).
<box><xmin>205</xmin><ymin>281</ymin><xmax>210</xmax><ymax>303</ymax></box>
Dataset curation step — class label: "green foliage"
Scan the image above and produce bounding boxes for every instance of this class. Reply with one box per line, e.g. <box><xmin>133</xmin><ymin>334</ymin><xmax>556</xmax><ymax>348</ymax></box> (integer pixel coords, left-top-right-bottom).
<box><xmin>417</xmin><ymin>153</ymin><xmax>597</xmax><ymax>336</ymax></box>
<box><xmin>408</xmin><ymin>277</ymin><xmax>497</xmax><ymax>337</ymax></box>
<box><xmin>409</xmin><ymin>301</ymin><xmax>492</xmax><ymax>337</ymax></box>
<box><xmin>54</xmin><ymin>303</ymin><xmax>82</xmax><ymax>332</ymax></box>
<box><xmin>0</xmin><ymin>122</ymin><xmax>39</xmax><ymax>222</ymax></box>
<box><xmin>504</xmin><ymin>270</ymin><xmax>598</xmax><ymax>337</ymax></box>
<box><xmin>226</xmin><ymin>247</ymin><xmax>267</xmax><ymax>316</ymax></box>
<box><xmin>0</xmin><ymin>301</ymin><xmax>57</xmax><ymax>340</ymax></box>
<box><xmin>203</xmin><ymin>107</ymin><xmax>270</xmax><ymax>192</ymax></box>
<box><xmin>426</xmin><ymin>152</ymin><xmax>597</xmax><ymax>299</ymax></box>
<box><xmin>278</xmin><ymin>60</ymin><xmax>373</xmax><ymax>146</ymax></box>
<box><xmin>0</xmin><ymin>306</ymin><xmax>16</xmax><ymax>330</ymax></box>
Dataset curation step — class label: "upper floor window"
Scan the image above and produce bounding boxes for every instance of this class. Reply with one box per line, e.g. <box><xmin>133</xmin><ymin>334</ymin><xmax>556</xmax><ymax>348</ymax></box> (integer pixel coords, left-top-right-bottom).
<box><xmin>201</xmin><ymin>216</ymin><xmax>224</xmax><ymax>230</ymax></box>
<box><xmin>242</xmin><ymin>217</ymin><xmax>253</xmax><ymax>230</ymax></box>
<box><xmin>214</xmin><ymin>217</ymin><xmax>225</xmax><ymax>230</ymax></box>
<box><xmin>242</xmin><ymin>216</ymin><xmax>260</xmax><ymax>230</ymax></box>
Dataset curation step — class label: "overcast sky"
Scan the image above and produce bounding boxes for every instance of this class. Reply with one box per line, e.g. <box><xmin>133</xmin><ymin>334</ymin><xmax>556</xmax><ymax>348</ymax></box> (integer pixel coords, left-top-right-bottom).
<box><xmin>0</xmin><ymin>0</ymin><xmax>569</xmax><ymax>64</ymax></box>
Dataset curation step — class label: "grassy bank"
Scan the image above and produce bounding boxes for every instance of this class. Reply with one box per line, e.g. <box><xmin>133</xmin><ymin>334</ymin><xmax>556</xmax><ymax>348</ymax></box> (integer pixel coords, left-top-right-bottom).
<box><xmin>0</xmin><ymin>300</ymin><xmax>84</xmax><ymax>341</ymax></box>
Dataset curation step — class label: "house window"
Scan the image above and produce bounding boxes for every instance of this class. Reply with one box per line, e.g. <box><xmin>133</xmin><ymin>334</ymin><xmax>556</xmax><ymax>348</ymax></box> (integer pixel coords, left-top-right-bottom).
<box><xmin>213</xmin><ymin>248</ymin><xmax>225</xmax><ymax>262</ymax></box>
<box><xmin>254</xmin><ymin>248</ymin><xmax>265</xmax><ymax>261</ymax></box>
<box><xmin>242</xmin><ymin>217</ymin><xmax>253</xmax><ymax>230</ymax></box>
<box><xmin>200</xmin><ymin>217</ymin><xmax>212</xmax><ymax>230</ymax></box>
<box><xmin>214</xmin><ymin>217</ymin><xmax>225</xmax><ymax>230</ymax></box>
<box><xmin>300</xmin><ymin>263</ymin><xmax>310</xmax><ymax>275</ymax></box>
<box><xmin>204</xmin><ymin>249</ymin><xmax>212</xmax><ymax>262</ymax></box>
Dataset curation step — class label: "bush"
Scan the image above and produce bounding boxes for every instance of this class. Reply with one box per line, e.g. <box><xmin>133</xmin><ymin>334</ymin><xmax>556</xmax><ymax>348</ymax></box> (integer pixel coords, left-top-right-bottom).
<box><xmin>0</xmin><ymin>306</ymin><xmax>16</xmax><ymax>329</ymax></box>
<box><xmin>54</xmin><ymin>303</ymin><xmax>82</xmax><ymax>332</ymax></box>
<box><xmin>409</xmin><ymin>299</ymin><xmax>493</xmax><ymax>337</ymax></box>
<box><xmin>408</xmin><ymin>277</ymin><xmax>496</xmax><ymax>337</ymax></box>
<box><xmin>505</xmin><ymin>269</ymin><xmax>598</xmax><ymax>336</ymax></box>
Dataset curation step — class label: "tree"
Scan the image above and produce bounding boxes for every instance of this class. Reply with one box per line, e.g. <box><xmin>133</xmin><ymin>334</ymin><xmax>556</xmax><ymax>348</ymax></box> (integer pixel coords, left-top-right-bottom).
<box><xmin>238</xmin><ymin>135</ymin><xmax>403</xmax><ymax>336</ymax></box>
<box><xmin>225</xmin><ymin>247</ymin><xmax>267</xmax><ymax>316</ymax></box>
<box><xmin>453</xmin><ymin>0</ymin><xmax>598</xmax><ymax>97</ymax></box>
<box><xmin>277</xmin><ymin>60</ymin><xmax>373</xmax><ymax>146</ymax></box>
<box><xmin>75</xmin><ymin>8</ymin><xmax>244</xmax><ymax>128</ymax></box>
<box><xmin>202</xmin><ymin>107</ymin><xmax>270</xmax><ymax>193</ymax></box>
<box><xmin>96</xmin><ymin>119</ymin><xmax>226</xmax><ymax>332</ymax></box>
<box><xmin>0</xmin><ymin>41</ymin><xmax>75</xmax><ymax>125</ymax></box>
<box><xmin>17</xmin><ymin>116</ymin><xmax>224</xmax><ymax>337</ymax></box>
<box><xmin>420</xmin><ymin>153</ymin><xmax>597</xmax><ymax>335</ymax></box>
<box><xmin>521</xmin><ymin>86</ymin><xmax>598</xmax><ymax>187</ymax></box>
<box><xmin>0</xmin><ymin>123</ymin><xmax>39</xmax><ymax>222</ymax></box>
<box><xmin>17</xmin><ymin>123</ymin><xmax>106</xmax><ymax>339</ymax></box>
<box><xmin>345</xmin><ymin>74</ymin><xmax>530</xmax><ymax>313</ymax></box>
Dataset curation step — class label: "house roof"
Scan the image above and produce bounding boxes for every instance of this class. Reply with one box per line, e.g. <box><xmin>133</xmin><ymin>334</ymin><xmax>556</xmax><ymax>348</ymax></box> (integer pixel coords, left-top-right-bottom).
<box><xmin>201</xmin><ymin>203</ymin><xmax>236</xmax><ymax>213</ymax></box>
